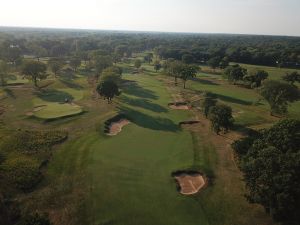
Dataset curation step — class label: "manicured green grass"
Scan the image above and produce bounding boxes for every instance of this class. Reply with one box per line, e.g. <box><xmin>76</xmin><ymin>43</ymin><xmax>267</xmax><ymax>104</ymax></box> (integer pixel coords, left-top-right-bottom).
<box><xmin>6</xmin><ymin>74</ymin><xmax>29</xmax><ymax>85</ymax></box>
<box><xmin>45</xmin><ymin>68</ymin><xmax>274</xmax><ymax>225</ymax></box>
<box><xmin>33</xmin><ymin>102</ymin><xmax>83</xmax><ymax>120</ymax></box>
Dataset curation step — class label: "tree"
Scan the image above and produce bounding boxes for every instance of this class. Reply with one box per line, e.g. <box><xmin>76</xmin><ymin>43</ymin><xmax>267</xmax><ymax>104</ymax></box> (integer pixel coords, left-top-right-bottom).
<box><xmin>0</xmin><ymin>60</ymin><xmax>9</xmax><ymax>86</ymax></box>
<box><xmin>180</xmin><ymin>64</ymin><xmax>198</xmax><ymax>89</ymax></box>
<box><xmin>282</xmin><ymin>71</ymin><xmax>300</xmax><ymax>85</ymax></box>
<box><xmin>94</xmin><ymin>55</ymin><xmax>113</xmax><ymax>77</ymax></box>
<box><xmin>164</xmin><ymin>60</ymin><xmax>184</xmax><ymax>86</ymax></box>
<box><xmin>182</xmin><ymin>54</ymin><xmax>195</xmax><ymax>64</ymax></box>
<box><xmin>21</xmin><ymin>61</ymin><xmax>47</xmax><ymax>88</ymax></box>
<box><xmin>144</xmin><ymin>53</ymin><xmax>153</xmax><ymax>64</ymax></box>
<box><xmin>244</xmin><ymin>69</ymin><xmax>269</xmax><ymax>88</ymax></box>
<box><xmin>48</xmin><ymin>58</ymin><xmax>64</xmax><ymax>77</ymax></box>
<box><xmin>208</xmin><ymin>104</ymin><xmax>233</xmax><ymax>134</ymax></box>
<box><xmin>134</xmin><ymin>59</ymin><xmax>142</xmax><ymax>69</ymax></box>
<box><xmin>100</xmin><ymin>66</ymin><xmax>123</xmax><ymax>84</ymax></box>
<box><xmin>69</xmin><ymin>57</ymin><xmax>81</xmax><ymax>72</ymax></box>
<box><xmin>224</xmin><ymin>64</ymin><xmax>247</xmax><ymax>84</ymax></box>
<box><xmin>237</xmin><ymin>119</ymin><xmax>300</xmax><ymax>224</ymax></box>
<box><xmin>96</xmin><ymin>80</ymin><xmax>120</xmax><ymax>103</ymax></box>
<box><xmin>260</xmin><ymin>80</ymin><xmax>299</xmax><ymax>115</ymax></box>
<box><xmin>201</xmin><ymin>96</ymin><xmax>217</xmax><ymax>118</ymax></box>
<box><xmin>153</xmin><ymin>60</ymin><xmax>161</xmax><ymax>72</ymax></box>
<box><xmin>207</xmin><ymin>56</ymin><xmax>221</xmax><ymax>69</ymax></box>
<box><xmin>18</xmin><ymin>213</ymin><xmax>51</xmax><ymax>225</ymax></box>
<box><xmin>219</xmin><ymin>57</ymin><xmax>229</xmax><ymax>69</ymax></box>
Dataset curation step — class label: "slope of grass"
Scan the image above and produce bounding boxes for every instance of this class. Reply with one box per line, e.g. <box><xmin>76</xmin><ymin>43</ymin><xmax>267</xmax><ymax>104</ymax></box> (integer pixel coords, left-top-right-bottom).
<box><xmin>44</xmin><ymin>67</ymin><xmax>274</xmax><ymax>225</ymax></box>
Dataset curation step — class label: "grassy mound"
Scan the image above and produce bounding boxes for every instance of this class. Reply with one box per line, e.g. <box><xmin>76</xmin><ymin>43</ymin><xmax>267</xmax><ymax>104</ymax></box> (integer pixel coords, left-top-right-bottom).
<box><xmin>31</xmin><ymin>87</ymin><xmax>84</xmax><ymax>120</ymax></box>
<box><xmin>33</xmin><ymin>103</ymin><xmax>83</xmax><ymax>120</ymax></box>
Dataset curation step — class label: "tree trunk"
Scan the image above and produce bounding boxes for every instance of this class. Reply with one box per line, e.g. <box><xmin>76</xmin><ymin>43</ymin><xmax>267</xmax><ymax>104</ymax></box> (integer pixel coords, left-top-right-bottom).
<box><xmin>174</xmin><ymin>76</ymin><xmax>178</xmax><ymax>86</ymax></box>
<box><xmin>183</xmin><ymin>81</ymin><xmax>186</xmax><ymax>89</ymax></box>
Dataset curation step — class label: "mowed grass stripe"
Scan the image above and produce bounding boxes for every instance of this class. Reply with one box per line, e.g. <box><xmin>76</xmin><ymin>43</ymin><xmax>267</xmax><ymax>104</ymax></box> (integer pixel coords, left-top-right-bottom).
<box><xmin>84</xmin><ymin>74</ymin><xmax>210</xmax><ymax>225</ymax></box>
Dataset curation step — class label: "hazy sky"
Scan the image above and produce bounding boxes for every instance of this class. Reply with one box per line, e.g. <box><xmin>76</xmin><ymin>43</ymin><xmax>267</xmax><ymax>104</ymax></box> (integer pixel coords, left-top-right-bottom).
<box><xmin>0</xmin><ymin>0</ymin><xmax>299</xmax><ymax>36</ymax></box>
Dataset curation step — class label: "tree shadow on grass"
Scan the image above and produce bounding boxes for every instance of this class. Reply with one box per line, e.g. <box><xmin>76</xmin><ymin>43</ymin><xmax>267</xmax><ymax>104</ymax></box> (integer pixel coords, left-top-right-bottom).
<box><xmin>216</xmin><ymin>94</ymin><xmax>253</xmax><ymax>105</ymax></box>
<box><xmin>121</xmin><ymin>81</ymin><xmax>158</xmax><ymax>100</ymax></box>
<box><xmin>60</xmin><ymin>79</ymin><xmax>83</xmax><ymax>90</ymax></box>
<box><xmin>35</xmin><ymin>89</ymin><xmax>74</xmax><ymax>102</ymax></box>
<box><xmin>121</xmin><ymin>95</ymin><xmax>168</xmax><ymax>113</ymax></box>
<box><xmin>117</xmin><ymin>106</ymin><xmax>180</xmax><ymax>132</ymax></box>
<box><xmin>192</xmin><ymin>77</ymin><xmax>220</xmax><ymax>86</ymax></box>
<box><xmin>3</xmin><ymin>88</ymin><xmax>16</xmax><ymax>99</ymax></box>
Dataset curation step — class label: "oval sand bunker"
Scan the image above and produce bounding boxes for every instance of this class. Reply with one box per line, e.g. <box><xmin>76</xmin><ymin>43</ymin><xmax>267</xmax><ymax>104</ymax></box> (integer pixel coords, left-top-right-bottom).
<box><xmin>174</xmin><ymin>172</ymin><xmax>206</xmax><ymax>195</ymax></box>
<box><xmin>168</xmin><ymin>102</ymin><xmax>189</xmax><ymax>110</ymax></box>
<box><xmin>107</xmin><ymin>119</ymin><xmax>130</xmax><ymax>136</ymax></box>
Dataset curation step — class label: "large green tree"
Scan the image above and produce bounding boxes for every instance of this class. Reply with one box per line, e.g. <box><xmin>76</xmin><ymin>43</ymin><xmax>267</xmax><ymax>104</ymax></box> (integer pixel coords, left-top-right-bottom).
<box><xmin>96</xmin><ymin>80</ymin><xmax>120</xmax><ymax>104</ymax></box>
<box><xmin>48</xmin><ymin>58</ymin><xmax>64</xmax><ymax>77</ymax></box>
<box><xmin>134</xmin><ymin>59</ymin><xmax>142</xmax><ymax>69</ymax></box>
<box><xmin>244</xmin><ymin>69</ymin><xmax>269</xmax><ymax>88</ymax></box>
<box><xmin>153</xmin><ymin>60</ymin><xmax>161</xmax><ymax>72</ymax></box>
<box><xmin>260</xmin><ymin>80</ymin><xmax>299</xmax><ymax>115</ymax></box>
<box><xmin>224</xmin><ymin>64</ymin><xmax>247</xmax><ymax>84</ymax></box>
<box><xmin>94</xmin><ymin>55</ymin><xmax>113</xmax><ymax>78</ymax></box>
<box><xmin>282</xmin><ymin>71</ymin><xmax>300</xmax><ymax>85</ymax></box>
<box><xmin>21</xmin><ymin>61</ymin><xmax>47</xmax><ymax>87</ymax></box>
<box><xmin>69</xmin><ymin>57</ymin><xmax>81</xmax><ymax>72</ymax></box>
<box><xmin>201</xmin><ymin>96</ymin><xmax>217</xmax><ymax>118</ymax></box>
<box><xmin>0</xmin><ymin>60</ymin><xmax>8</xmax><ymax>86</ymax></box>
<box><xmin>100</xmin><ymin>66</ymin><xmax>123</xmax><ymax>84</ymax></box>
<box><xmin>180</xmin><ymin>64</ymin><xmax>198</xmax><ymax>89</ymax></box>
<box><xmin>208</xmin><ymin>104</ymin><xmax>233</xmax><ymax>134</ymax></box>
<box><xmin>235</xmin><ymin>119</ymin><xmax>300</xmax><ymax>225</ymax></box>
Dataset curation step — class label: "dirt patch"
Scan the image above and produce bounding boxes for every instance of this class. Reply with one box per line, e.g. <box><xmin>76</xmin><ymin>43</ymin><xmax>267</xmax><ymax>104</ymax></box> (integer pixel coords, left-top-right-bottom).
<box><xmin>104</xmin><ymin>114</ymin><xmax>131</xmax><ymax>136</ymax></box>
<box><xmin>107</xmin><ymin>119</ymin><xmax>130</xmax><ymax>136</ymax></box>
<box><xmin>172</xmin><ymin>171</ymin><xmax>206</xmax><ymax>195</ymax></box>
<box><xmin>168</xmin><ymin>102</ymin><xmax>189</xmax><ymax>110</ymax></box>
<box><xmin>33</xmin><ymin>105</ymin><xmax>47</xmax><ymax>112</ymax></box>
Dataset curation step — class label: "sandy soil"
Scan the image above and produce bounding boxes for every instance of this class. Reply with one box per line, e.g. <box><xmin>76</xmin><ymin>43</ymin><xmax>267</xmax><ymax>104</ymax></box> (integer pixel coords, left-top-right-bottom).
<box><xmin>174</xmin><ymin>173</ymin><xmax>206</xmax><ymax>195</ymax></box>
<box><xmin>107</xmin><ymin>119</ymin><xmax>130</xmax><ymax>136</ymax></box>
<box><xmin>169</xmin><ymin>104</ymin><xmax>189</xmax><ymax>110</ymax></box>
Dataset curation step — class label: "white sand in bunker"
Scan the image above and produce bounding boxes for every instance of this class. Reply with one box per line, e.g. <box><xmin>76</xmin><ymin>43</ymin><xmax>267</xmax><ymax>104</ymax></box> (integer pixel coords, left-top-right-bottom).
<box><xmin>174</xmin><ymin>173</ymin><xmax>206</xmax><ymax>195</ymax></box>
<box><xmin>168</xmin><ymin>103</ymin><xmax>189</xmax><ymax>110</ymax></box>
<box><xmin>107</xmin><ymin>119</ymin><xmax>130</xmax><ymax>136</ymax></box>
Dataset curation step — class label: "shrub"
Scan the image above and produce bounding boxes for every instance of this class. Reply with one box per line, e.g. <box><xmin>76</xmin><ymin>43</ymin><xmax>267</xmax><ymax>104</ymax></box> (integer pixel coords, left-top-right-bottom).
<box><xmin>1</xmin><ymin>130</ymin><xmax>68</xmax><ymax>154</ymax></box>
<box><xmin>0</xmin><ymin>156</ymin><xmax>42</xmax><ymax>191</ymax></box>
<box><xmin>17</xmin><ymin>213</ymin><xmax>51</xmax><ymax>225</ymax></box>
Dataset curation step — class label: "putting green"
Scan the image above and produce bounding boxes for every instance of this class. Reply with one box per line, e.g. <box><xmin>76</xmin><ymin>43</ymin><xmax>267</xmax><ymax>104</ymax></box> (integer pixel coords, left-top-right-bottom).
<box><xmin>31</xmin><ymin>87</ymin><xmax>84</xmax><ymax>120</ymax></box>
<box><xmin>33</xmin><ymin>102</ymin><xmax>82</xmax><ymax>119</ymax></box>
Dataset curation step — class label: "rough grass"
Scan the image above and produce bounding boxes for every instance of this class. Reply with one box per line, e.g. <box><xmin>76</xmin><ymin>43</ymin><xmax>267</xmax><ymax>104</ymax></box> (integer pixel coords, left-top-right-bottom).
<box><xmin>1</xmin><ymin>60</ymin><xmax>286</xmax><ymax>225</ymax></box>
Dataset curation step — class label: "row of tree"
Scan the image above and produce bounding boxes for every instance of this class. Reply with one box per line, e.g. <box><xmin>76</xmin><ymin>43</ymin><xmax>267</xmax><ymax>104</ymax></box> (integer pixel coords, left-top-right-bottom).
<box><xmin>232</xmin><ymin>119</ymin><xmax>300</xmax><ymax>225</ymax></box>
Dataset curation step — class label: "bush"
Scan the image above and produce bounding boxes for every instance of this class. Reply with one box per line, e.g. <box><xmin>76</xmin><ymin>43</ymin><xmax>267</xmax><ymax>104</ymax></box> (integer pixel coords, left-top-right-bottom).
<box><xmin>17</xmin><ymin>213</ymin><xmax>51</xmax><ymax>225</ymax></box>
<box><xmin>1</xmin><ymin>130</ymin><xmax>68</xmax><ymax>154</ymax></box>
<box><xmin>0</xmin><ymin>156</ymin><xmax>42</xmax><ymax>191</ymax></box>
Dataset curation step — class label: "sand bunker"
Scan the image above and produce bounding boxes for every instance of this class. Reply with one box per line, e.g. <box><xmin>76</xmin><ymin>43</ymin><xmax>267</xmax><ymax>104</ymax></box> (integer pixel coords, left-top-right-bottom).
<box><xmin>173</xmin><ymin>172</ymin><xmax>206</xmax><ymax>195</ymax></box>
<box><xmin>168</xmin><ymin>102</ymin><xmax>189</xmax><ymax>110</ymax></box>
<box><xmin>107</xmin><ymin>119</ymin><xmax>130</xmax><ymax>136</ymax></box>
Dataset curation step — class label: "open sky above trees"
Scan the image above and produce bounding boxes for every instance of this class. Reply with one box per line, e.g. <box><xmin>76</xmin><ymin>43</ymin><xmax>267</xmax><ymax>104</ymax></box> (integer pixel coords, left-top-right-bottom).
<box><xmin>0</xmin><ymin>0</ymin><xmax>299</xmax><ymax>36</ymax></box>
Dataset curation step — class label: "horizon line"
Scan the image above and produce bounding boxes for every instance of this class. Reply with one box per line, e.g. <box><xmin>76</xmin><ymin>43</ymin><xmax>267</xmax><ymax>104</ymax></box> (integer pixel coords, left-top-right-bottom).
<box><xmin>0</xmin><ymin>25</ymin><xmax>299</xmax><ymax>38</ymax></box>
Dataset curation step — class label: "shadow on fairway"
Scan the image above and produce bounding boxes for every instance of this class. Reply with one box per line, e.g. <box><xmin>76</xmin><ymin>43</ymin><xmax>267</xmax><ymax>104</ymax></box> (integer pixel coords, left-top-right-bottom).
<box><xmin>60</xmin><ymin>79</ymin><xmax>84</xmax><ymax>90</ymax></box>
<box><xmin>192</xmin><ymin>77</ymin><xmax>220</xmax><ymax>86</ymax></box>
<box><xmin>122</xmin><ymin>81</ymin><xmax>158</xmax><ymax>100</ymax></box>
<box><xmin>121</xmin><ymin>95</ymin><xmax>168</xmax><ymax>113</ymax></box>
<box><xmin>118</xmin><ymin>106</ymin><xmax>180</xmax><ymax>132</ymax></box>
<box><xmin>35</xmin><ymin>89</ymin><xmax>74</xmax><ymax>102</ymax></box>
<box><xmin>216</xmin><ymin>94</ymin><xmax>253</xmax><ymax>105</ymax></box>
